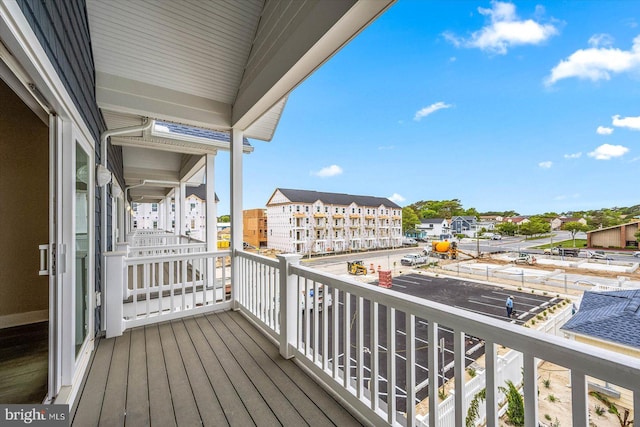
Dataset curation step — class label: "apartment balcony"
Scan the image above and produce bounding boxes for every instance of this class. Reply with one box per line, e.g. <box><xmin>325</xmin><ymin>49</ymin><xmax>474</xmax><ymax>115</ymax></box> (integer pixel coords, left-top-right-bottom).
<box><xmin>87</xmin><ymin>243</ymin><xmax>640</xmax><ymax>427</ymax></box>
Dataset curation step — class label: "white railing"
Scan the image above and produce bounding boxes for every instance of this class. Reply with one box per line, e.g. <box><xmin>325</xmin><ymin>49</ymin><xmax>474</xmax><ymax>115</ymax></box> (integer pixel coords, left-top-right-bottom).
<box><xmin>127</xmin><ymin>230</ymin><xmax>196</xmax><ymax>247</ymax></box>
<box><xmin>105</xmin><ymin>249</ymin><xmax>231</xmax><ymax>337</ymax></box>
<box><xmin>127</xmin><ymin>243</ymin><xmax>207</xmax><ymax>257</ymax></box>
<box><xmin>236</xmin><ymin>252</ymin><xmax>640</xmax><ymax>427</ymax></box>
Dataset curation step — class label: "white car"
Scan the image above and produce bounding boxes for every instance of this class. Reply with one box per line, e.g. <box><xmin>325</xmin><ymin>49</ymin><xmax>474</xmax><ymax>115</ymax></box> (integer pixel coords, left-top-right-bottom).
<box><xmin>633</xmin><ymin>251</ymin><xmax>640</xmax><ymax>258</ymax></box>
<box><xmin>400</xmin><ymin>253</ymin><xmax>427</xmax><ymax>266</ymax></box>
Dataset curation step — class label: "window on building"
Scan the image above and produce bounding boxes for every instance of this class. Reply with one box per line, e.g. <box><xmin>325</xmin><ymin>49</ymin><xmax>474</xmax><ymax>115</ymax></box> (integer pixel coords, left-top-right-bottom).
<box><xmin>172</xmin><ymin>220</ymin><xmax>175</xmax><ymax>228</ymax></box>
<box><xmin>316</xmin><ymin>206</ymin><xmax>320</xmax><ymax>213</ymax></box>
<box><xmin>132</xmin><ymin>203</ymin><xmax>138</xmax><ymax>212</ymax></box>
<box><xmin>152</xmin><ymin>203</ymin><xmax>158</xmax><ymax>212</ymax></box>
<box><xmin>352</xmin><ymin>208</ymin><xmax>355</xmax><ymax>214</ymax></box>
<box><xmin>191</xmin><ymin>219</ymin><xmax>195</xmax><ymax>228</ymax></box>
<box><xmin>306</xmin><ymin>218</ymin><xmax>309</xmax><ymax>224</ymax></box>
<box><xmin>306</xmin><ymin>230</ymin><xmax>309</xmax><ymax>237</ymax></box>
<box><xmin>172</xmin><ymin>203</ymin><xmax>175</xmax><ymax>212</ymax></box>
<box><xmin>153</xmin><ymin>221</ymin><xmax>157</xmax><ymax>229</ymax></box>
<box><xmin>190</xmin><ymin>203</ymin><xmax>196</xmax><ymax>211</ymax></box>
<box><xmin>367</xmin><ymin>209</ymin><xmax>370</xmax><ymax>214</ymax></box>
<box><xmin>358</xmin><ymin>208</ymin><xmax>361</xmax><ymax>214</ymax></box>
<box><xmin>342</xmin><ymin>208</ymin><xmax>345</xmax><ymax>213</ymax></box>
<box><xmin>296</xmin><ymin>205</ymin><xmax>300</xmax><ymax>212</ymax></box>
<box><xmin>133</xmin><ymin>221</ymin><xmax>138</xmax><ymax>228</ymax></box>
<box><xmin>305</xmin><ymin>206</ymin><xmax>309</xmax><ymax>213</ymax></box>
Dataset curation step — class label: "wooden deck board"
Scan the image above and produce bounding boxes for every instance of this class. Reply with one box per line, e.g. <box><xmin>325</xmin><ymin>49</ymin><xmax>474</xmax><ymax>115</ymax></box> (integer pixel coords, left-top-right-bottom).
<box><xmin>99</xmin><ymin>334</ymin><xmax>130</xmax><ymax>426</ymax></box>
<box><xmin>170</xmin><ymin>320</ymin><xmax>226</xmax><ymax>426</ymax></box>
<box><xmin>228</xmin><ymin>312</ymin><xmax>362</xmax><ymax>427</ymax></box>
<box><xmin>72</xmin><ymin>338</ymin><xmax>115</xmax><ymax>426</ymax></box>
<box><xmin>157</xmin><ymin>322</ymin><xmax>201</xmax><ymax>427</ymax></box>
<box><xmin>182</xmin><ymin>317</ymin><xmax>255</xmax><ymax>426</ymax></box>
<box><xmin>72</xmin><ymin>310</ymin><xmax>360</xmax><ymax>427</ymax></box>
<box><xmin>145</xmin><ymin>324</ymin><xmax>176</xmax><ymax>427</ymax></box>
<box><xmin>125</xmin><ymin>328</ymin><xmax>149</xmax><ymax>426</ymax></box>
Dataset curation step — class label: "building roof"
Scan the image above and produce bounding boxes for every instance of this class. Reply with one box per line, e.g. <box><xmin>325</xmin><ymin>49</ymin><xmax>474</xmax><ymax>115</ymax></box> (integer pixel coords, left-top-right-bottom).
<box><xmin>186</xmin><ymin>184</ymin><xmax>219</xmax><ymax>203</ymax></box>
<box><xmin>586</xmin><ymin>220</ymin><xmax>640</xmax><ymax>234</ymax></box>
<box><xmin>420</xmin><ymin>218</ymin><xmax>446</xmax><ymax>224</ymax></box>
<box><xmin>270</xmin><ymin>188</ymin><xmax>401</xmax><ymax>209</ymax></box>
<box><xmin>156</xmin><ymin>121</ymin><xmax>252</xmax><ymax>148</ymax></box>
<box><xmin>451</xmin><ymin>216</ymin><xmax>477</xmax><ymax>222</ymax></box>
<box><xmin>561</xmin><ymin>290</ymin><xmax>640</xmax><ymax>349</ymax></box>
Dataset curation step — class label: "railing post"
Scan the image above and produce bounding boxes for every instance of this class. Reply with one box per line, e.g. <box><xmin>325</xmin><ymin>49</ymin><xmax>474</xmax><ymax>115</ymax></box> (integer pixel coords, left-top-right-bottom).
<box><xmin>278</xmin><ymin>254</ymin><xmax>301</xmax><ymax>359</ymax></box>
<box><xmin>105</xmin><ymin>251</ymin><xmax>126</xmax><ymax>338</ymax></box>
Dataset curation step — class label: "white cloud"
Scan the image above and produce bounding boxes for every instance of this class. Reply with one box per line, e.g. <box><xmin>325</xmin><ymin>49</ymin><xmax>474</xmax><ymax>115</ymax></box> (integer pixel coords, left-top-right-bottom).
<box><xmin>312</xmin><ymin>165</ymin><xmax>343</xmax><ymax>177</ymax></box>
<box><xmin>546</xmin><ymin>34</ymin><xmax>640</xmax><ymax>85</ymax></box>
<box><xmin>596</xmin><ymin>126</ymin><xmax>614</xmax><ymax>135</ymax></box>
<box><xmin>444</xmin><ymin>1</ymin><xmax>558</xmax><ymax>55</ymax></box>
<box><xmin>587</xmin><ymin>144</ymin><xmax>629</xmax><ymax>160</ymax></box>
<box><xmin>563</xmin><ymin>152</ymin><xmax>582</xmax><ymax>159</ymax></box>
<box><xmin>538</xmin><ymin>161</ymin><xmax>553</xmax><ymax>168</ymax></box>
<box><xmin>612</xmin><ymin>115</ymin><xmax>640</xmax><ymax>130</ymax></box>
<box><xmin>414</xmin><ymin>102</ymin><xmax>452</xmax><ymax>121</ymax></box>
<box><xmin>588</xmin><ymin>33</ymin><xmax>615</xmax><ymax>48</ymax></box>
<box><xmin>554</xmin><ymin>195</ymin><xmax>566</xmax><ymax>200</ymax></box>
<box><xmin>389</xmin><ymin>193</ymin><xmax>405</xmax><ymax>204</ymax></box>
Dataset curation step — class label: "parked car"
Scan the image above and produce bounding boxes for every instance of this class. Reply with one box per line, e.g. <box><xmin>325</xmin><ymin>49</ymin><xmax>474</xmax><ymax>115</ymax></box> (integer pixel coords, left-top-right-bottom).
<box><xmin>400</xmin><ymin>253</ymin><xmax>427</xmax><ymax>266</ymax></box>
<box><xmin>491</xmin><ymin>234</ymin><xmax>502</xmax><ymax>240</ymax></box>
<box><xmin>634</xmin><ymin>251</ymin><xmax>640</xmax><ymax>258</ymax></box>
<box><xmin>402</xmin><ymin>238</ymin><xmax>417</xmax><ymax>246</ymax></box>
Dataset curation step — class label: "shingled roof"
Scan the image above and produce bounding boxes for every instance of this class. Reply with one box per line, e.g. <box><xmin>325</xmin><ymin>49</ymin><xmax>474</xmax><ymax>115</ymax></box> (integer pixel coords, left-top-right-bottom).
<box><xmin>271</xmin><ymin>188</ymin><xmax>401</xmax><ymax>209</ymax></box>
<box><xmin>186</xmin><ymin>184</ymin><xmax>219</xmax><ymax>203</ymax></box>
<box><xmin>561</xmin><ymin>289</ymin><xmax>640</xmax><ymax>349</ymax></box>
<box><xmin>156</xmin><ymin>121</ymin><xmax>252</xmax><ymax>148</ymax></box>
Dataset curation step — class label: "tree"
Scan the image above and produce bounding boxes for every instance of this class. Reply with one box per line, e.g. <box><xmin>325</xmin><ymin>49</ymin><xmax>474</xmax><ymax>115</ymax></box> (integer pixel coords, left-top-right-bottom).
<box><xmin>218</xmin><ymin>214</ymin><xmax>230</xmax><ymax>222</ymax></box>
<box><xmin>519</xmin><ymin>217</ymin><xmax>550</xmax><ymax>238</ymax></box>
<box><xmin>495</xmin><ymin>222</ymin><xmax>518</xmax><ymax>236</ymax></box>
<box><xmin>562</xmin><ymin>221</ymin><xmax>589</xmax><ymax>247</ymax></box>
<box><xmin>402</xmin><ymin>206</ymin><xmax>420</xmax><ymax>233</ymax></box>
<box><xmin>635</xmin><ymin>230</ymin><xmax>640</xmax><ymax>245</ymax></box>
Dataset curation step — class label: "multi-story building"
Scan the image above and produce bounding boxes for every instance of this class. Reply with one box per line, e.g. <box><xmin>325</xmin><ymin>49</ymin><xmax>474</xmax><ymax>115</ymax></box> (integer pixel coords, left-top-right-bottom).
<box><xmin>132</xmin><ymin>185</ymin><xmax>215</xmax><ymax>241</ymax></box>
<box><xmin>243</xmin><ymin>208</ymin><xmax>267</xmax><ymax>248</ymax></box>
<box><xmin>266</xmin><ymin>188</ymin><xmax>402</xmax><ymax>254</ymax></box>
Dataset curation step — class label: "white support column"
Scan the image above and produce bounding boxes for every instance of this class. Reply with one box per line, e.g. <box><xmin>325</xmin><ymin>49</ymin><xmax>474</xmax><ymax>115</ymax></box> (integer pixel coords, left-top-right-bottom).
<box><xmin>165</xmin><ymin>195</ymin><xmax>173</xmax><ymax>232</ymax></box>
<box><xmin>174</xmin><ymin>186</ymin><xmax>182</xmax><ymax>236</ymax></box>
<box><xmin>158</xmin><ymin>200</ymin><xmax>164</xmax><ymax>231</ymax></box>
<box><xmin>230</xmin><ymin>128</ymin><xmax>243</xmax><ymax>308</ymax></box>
<box><xmin>277</xmin><ymin>254</ymin><xmax>301</xmax><ymax>358</ymax></box>
<box><xmin>179</xmin><ymin>182</ymin><xmax>186</xmax><ymax>236</ymax></box>
<box><xmin>206</xmin><ymin>153</ymin><xmax>217</xmax><ymax>286</ymax></box>
<box><xmin>206</xmin><ymin>153</ymin><xmax>217</xmax><ymax>250</ymax></box>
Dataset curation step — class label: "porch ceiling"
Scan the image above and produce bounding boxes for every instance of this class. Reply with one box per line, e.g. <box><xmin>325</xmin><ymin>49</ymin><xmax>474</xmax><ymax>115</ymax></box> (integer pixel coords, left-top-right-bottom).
<box><xmin>87</xmin><ymin>0</ymin><xmax>394</xmax><ymax>203</ymax></box>
<box><xmin>86</xmin><ymin>0</ymin><xmax>394</xmax><ymax>140</ymax></box>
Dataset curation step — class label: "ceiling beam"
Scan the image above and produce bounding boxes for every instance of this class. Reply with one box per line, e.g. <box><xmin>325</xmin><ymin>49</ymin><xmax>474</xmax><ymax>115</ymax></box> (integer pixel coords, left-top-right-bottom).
<box><xmin>96</xmin><ymin>72</ymin><xmax>231</xmax><ymax>129</ymax></box>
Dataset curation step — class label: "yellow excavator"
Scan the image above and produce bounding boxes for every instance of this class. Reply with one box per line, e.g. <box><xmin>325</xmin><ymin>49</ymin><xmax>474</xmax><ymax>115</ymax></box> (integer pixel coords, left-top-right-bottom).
<box><xmin>347</xmin><ymin>260</ymin><xmax>367</xmax><ymax>275</ymax></box>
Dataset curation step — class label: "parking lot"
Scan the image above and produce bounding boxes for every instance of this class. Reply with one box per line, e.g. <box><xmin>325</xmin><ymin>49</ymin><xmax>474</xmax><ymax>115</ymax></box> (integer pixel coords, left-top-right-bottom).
<box><xmin>316</xmin><ymin>274</ymin><xmax>557</xmax><ymax>409</ymax></box>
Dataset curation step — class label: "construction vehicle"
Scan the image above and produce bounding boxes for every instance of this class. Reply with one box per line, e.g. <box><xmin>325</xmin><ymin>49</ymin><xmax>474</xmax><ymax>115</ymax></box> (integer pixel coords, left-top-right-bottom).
<box><xmin>544</xmin><ymin>246</ymin><xmax>580</xmax><ymax>257</ymax></box>
<box><xmin>513</xmin><ymin>253</ymin><xmax>537</xmax><ymax>265</ymax></box>
<box><xmin>423</xmin><ymin>240</ymin><xmax>478</xmax><ymax>260</ymax></box>
<box><xmin>347</xmin><ymin>260</ymin><xmax>367</xmax><ymax>275</ymax></box>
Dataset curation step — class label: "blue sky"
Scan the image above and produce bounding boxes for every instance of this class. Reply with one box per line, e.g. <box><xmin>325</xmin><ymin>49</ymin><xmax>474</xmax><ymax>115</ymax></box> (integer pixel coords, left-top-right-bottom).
<box><xmin>223</xmin><ymin>1</ymin><xmax>640</xmax><ymax>215</ymax></box>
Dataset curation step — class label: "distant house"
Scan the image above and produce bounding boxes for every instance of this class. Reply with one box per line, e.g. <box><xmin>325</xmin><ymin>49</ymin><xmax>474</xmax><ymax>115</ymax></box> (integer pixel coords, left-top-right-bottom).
<box><xmin>551</xmin><ymin>216</ymin><xmax>587</xmax><ymax>231</ymax></box>
<box><xmin>587</xmin><ymin>221</ymin><xmax>639</xmax><ymax>249</ymax></box>
<box><xmin>562</xmin><ymin>289</ymin><xmax>640</xmax><ymax>408</ymax></box>
<box><xmin>416</xmin><ymin>218</ymin><xmax>449</xmax><ymax>238</ymax></box>
<box><xmin>505</xmin><ymin>216</ymin><xmax>530</xmax><ymax>225</ymax></box>
<box><xmin>450</xmin><ymin>215</ymin><xmax>478</xmax><ymax>237</ymax></box>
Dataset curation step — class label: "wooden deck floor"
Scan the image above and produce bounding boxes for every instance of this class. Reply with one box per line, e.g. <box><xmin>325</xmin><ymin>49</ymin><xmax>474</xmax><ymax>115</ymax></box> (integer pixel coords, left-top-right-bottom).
<box><xmin>71</xmin><ymin>311</ymin><xmax>362</xmax><ymax>427</ymax></box>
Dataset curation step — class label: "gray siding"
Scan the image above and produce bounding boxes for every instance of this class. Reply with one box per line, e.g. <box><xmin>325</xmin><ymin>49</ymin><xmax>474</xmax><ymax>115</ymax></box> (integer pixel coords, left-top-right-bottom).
<box><xmin>17</xmin><ymin>0</ymin><xmax>108</xmax><ymax>333</ymax></box>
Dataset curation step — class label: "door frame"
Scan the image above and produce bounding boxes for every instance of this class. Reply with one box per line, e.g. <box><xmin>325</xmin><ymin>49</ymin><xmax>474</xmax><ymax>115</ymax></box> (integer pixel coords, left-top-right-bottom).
<box><xmin>1</xmin><ymin>2</ymin><xmax>99</xmax><ymax>404</ymax></box>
